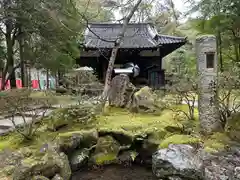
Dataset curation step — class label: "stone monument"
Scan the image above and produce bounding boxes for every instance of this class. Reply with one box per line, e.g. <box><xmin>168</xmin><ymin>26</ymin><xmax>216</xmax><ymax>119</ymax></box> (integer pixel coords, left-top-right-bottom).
<box><xmin>196</xmin><ymin>35</ymin><xmax>222</xmax><ymax>134</ymax></box>
<box><xmin>108</xmin><ymin>74</ymin><xmax>135</xmax><ymax>108</ymax></box>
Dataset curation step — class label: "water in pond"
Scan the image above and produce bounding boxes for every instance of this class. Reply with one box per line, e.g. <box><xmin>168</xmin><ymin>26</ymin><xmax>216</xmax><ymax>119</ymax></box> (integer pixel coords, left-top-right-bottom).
<box><xmin>71</xmin><ymin>165</ymin><xmax>156</xmax><ymax>180</ymax></box>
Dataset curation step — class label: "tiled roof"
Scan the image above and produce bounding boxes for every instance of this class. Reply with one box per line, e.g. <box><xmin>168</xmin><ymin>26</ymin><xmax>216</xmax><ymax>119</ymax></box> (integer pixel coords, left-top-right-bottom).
<box><xmin>83</xmin><ymin>23</ymin><xmax>187</xmax><ymax>55</ymax></box>
<box><xmin>156</xmin><ymin>34</ymin><xmax>187</xmax><ymax>44</ymax></box>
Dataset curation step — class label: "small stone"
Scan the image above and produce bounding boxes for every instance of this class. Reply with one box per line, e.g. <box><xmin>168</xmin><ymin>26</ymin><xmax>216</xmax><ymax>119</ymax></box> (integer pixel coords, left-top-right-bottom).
<box><xmin>234</xmin><ymin>167</ymin><xmax>240</xmax><ymax>179</ymax></box>
<box><xmin>52</xmin><ymin>174</ymin><xmax>64</xmax><ymax>180</ymax></box>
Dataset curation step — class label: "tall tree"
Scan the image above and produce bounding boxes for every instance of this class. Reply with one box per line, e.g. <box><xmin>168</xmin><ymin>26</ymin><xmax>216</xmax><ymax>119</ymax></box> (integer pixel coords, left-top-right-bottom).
<box><xmin>0</xmin><ymin>0</ymin><xmax>106</xmax><ymax>89</ymax></box>
<box><xmin>189</xmin><ymin>0</ymin><xmax>240</xmax><ymax>70</ymax></box>
<box><xmin>101</xmin><ymin>0</ymin><xmax>143</xmax><ymax>104</ymax></box>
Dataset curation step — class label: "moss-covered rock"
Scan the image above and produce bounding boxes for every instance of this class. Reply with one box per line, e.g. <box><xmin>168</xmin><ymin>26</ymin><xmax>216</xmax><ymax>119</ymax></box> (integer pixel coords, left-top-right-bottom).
<box><xmin>91</xmin><ymin>136</ymin><xmax>120</xmax><ymax>165</ymax></box>
<box><xmin>98</xmin><ymin>128</ymin><xmax>134</xmax><ymax>145</ymax></box>
<box><xmin>0</xmin><ymin>148</ymin><xmax>32</xmax><ymax>176</ymax></box>
<box><xmin>137</xmin><ymin>138</ymin><xmax>159</xmax><ymax>166</ymax></box>
<box><xmin>145</xmin><ymin>129</ymin><xmax>168</xmax><ymax>142</ymax></box>
<box><xmin>12</xmin><ymin>151</ymin><xmax>71</xmax><ymax>180</ymax></box>
<box><xmin>65</xmin><ymin>105</ymin><xmax>96</xmax><ymax>124</ymax></box>
<box><xmin>164</xmin><ymin>126</ymin><xmax>185</xmax><ymax>134</ymax></box>
<box><xmin>46</xmin><ymin>105</ymin><xmax>96</xmax><ymax>132</ymax></box>
<box><xmin>159</xmin><ymin>134</ymin><xmax>201</xmax><ymax>149</ymax></box>
<box><xmin>117</xmin><ymin>150</ymin><xmax>138</xmax><ymax>166</ymax></box>
<box><xmin>32</xmin><ymin>175</ymin><xmax>50</xmax><ymax>180</ymax></box>
<box><xmin>46</xmin><ymin>108</ymin><xmax>69</xmax><ymax>132</ymax></box>
<box><xmin>132</xmin><ymin>86</ymin><xmax>158</xmax><ymax>112</ymax></box>
<box><xmin>1</xmin><ymin>165</ymin><xmax>15</xmax><ymax>176</ymax></box>
<box><xmin>17</xmin><ymin>147</ymin><xmax>33</xmax><ymax>158</ymax></box>
<box><xmin>57</xmin><ymin>129</ymin><xmax>98</xmax><ymax>153</ymax></box>
<box><xmin>69</xmin><ymin>149</ymin><xmax>89</xmax><ymax>172</ymax></box>
<box><xmin>48</xmin><ymin>118</ymin><xmax>68</xmax><ymax>132</ymax></box>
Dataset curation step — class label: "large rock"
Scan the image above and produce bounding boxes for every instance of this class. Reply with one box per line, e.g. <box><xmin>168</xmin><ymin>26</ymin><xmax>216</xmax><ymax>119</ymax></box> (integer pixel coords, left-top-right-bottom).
<box><xmin>91</xmin><ymin>136</ymin><xmax>121</xmax><ymax>165</ymax></box>
<box><xmin>0</xmin><ymin>148</ymin><xmax>34</xmax><ymax>177</ymax></box>
<box><xmin>153</xmin><ymin>144</ymin><xmax>240</xmax><ymax>180</ymax></box>
<box><xmin>117</xmin><ymin>150</ymin><xmax>138</xmax><ymax>167</ymax></box>
<box><xmin>152</xmin><ymin>144</ymin><xmax>204</xmax><ymax>180</ymax></box>
<box><xmin>57</xmin><ymin>129</ymin><xmax>98</xmax><ymax>153</ymax></box>
<box><xmin>129</xmin><ymin>86</ymin><xmax>163</xmax><ymax>113</ymax></box>
<box><xmin>108</xmin><ymin>74</ymin><xmax>136</xmax><ymax>108</ymax></box>
<box><xmin>98</xmin><ymin>128</ymin><xmax>134</xmax><ymax>145</ymax></box>
<box><xmin>12</xmin><ymin>151</ymin><xmax>71</xmax><ymax>180</ymax></box>
<box><xmin>136</xmin><ymin>138</ymin><xmax>159</xmax><ymax>166</ymax></box>
<box><xmin>131</xmin><ymin>86</ymin><xmax>155</xmax><ymax>110</ymax></box>
<box><xmin>47</xmin><ymin>105</ymin><xmax>96</xmax><ymax>131</ymax></box>
<box><xmin>203</xmin><ymin>147</ymin><xmax>240</xmax><ymax>180</ymax></box>
<box><xmin>69</xmin><ymin>149</ymin><xmax>89</xmax><ymax>172</ymax></box>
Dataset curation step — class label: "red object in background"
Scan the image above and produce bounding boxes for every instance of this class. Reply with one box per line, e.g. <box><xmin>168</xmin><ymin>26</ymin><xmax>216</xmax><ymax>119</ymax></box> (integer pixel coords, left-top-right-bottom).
<box><xmin>32</xmin><ymin>80</ymin><xmax>39</xmax><ymax>89</ymax></box>
<box><xmin>16</xmin><ymin>79</ymin><xmax>22</xmax><ymax>88</ymax></box>
<box><xmin>0</xmin><ymin>78</ymin><xmax>10</xmax><ymax>89</ymax></box>
<box><xmin>0</xmin><ymin>79</ymin><xmax>41</xmax><ymax>89</ymax></box>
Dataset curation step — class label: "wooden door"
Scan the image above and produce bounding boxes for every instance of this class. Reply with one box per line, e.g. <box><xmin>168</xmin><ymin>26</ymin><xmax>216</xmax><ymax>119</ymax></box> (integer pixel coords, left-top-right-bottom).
<box><xmin>149</xmin><ymin>70</ymin><xmax>160</xmax><ymax>89</ymax></box>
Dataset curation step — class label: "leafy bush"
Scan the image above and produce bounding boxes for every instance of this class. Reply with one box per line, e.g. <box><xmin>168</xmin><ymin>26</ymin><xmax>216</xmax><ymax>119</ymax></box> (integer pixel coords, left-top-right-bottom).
<box><xmin>165</xmin><ymin>73</ymin><xmax>198</xmax><ymax>120</ymax></box>
<box><xmin>0</xmin><ymin>89</ymin><xmax>52</xmax><ymax>140</ymax></box>
<box><xmin>216</xmin><ymin>66</ymin><xmax>240</xmax><ymax>126</ymax></box>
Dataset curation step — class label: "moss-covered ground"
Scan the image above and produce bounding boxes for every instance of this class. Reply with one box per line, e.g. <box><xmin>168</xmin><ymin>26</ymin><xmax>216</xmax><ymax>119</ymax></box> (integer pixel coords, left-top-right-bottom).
<box><xmin>0</xmin><ymin>104</ymin><xmax>234</xmax><ymax>154</ymax></box>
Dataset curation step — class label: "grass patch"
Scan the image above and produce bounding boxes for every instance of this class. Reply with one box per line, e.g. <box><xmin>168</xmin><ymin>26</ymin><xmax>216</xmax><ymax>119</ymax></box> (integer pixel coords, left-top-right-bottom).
<box><xmin>93</xmin><ymin>153</ymin><xmax>117</xmax><ymax>165</ymax></box>
<box><xmin>0</xmin><ymin>104</ymin><xmax>233</xmax><ymax>155</ymax></box>
<box><xmin>30</xmin><ymin>91</ymin><xmax>77</xmax><ymax>105</ymax></box>
<box><xmin>159</xmin><ymin>134</ymin><xmax>201</xmax><ymax>148</ymax></box>
<box><xmin>0</xmin><ymin>105</ymin><xmax>187</xmax><ymax>151</ymax></box>
<box><xmin>0</xmin><ymin>132</ymin><xmax>25</xmax><ymax>151</ymax></box>
<box><xmin>97</xmin><ymin>108</ymin><xmax>177</xmax><ymax>135</ymax></box>
<box><xmin>203</xmin><ymin>132</ymin><xmax>230</xmax><ymax>153</ymax></box>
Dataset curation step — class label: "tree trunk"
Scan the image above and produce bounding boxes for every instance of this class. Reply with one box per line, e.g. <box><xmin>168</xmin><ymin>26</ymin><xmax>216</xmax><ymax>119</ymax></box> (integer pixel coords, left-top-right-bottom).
<box><xmin>55</xmin><ymin>71</ymin><xmax>58</xmax><ymax>88</ymax></box>
<box><xmin>9</xmin><ymin>70</ymin><xmax>16</xmax><ymax>89</ymax></box>
<box><xmin>232</xmin><ymin>30</ymin><xmax>240</xmax><ymax>62</ymax></box>
<box><xmin>46</xmin><ymin>69</ymin><xmax>49</xmax><ymax>89</ymax></box>
<box><xmin>57</xmin><ymin>70</ymin><xmax>60</xmax><ymax>85</ymax></box>
<box><xmin>28</xmin><ymin>67</ymin><xmax>31</xmax><ymax>88</ymax></box>
<box><xmin>217</xmin><ymin>31</ymin><xmax>223</xmax><ymax>72</ymax></box>
<box><xmin>37</xmin><ymin>70</ymin><xmax>41</xmax><ymax>90</ymax></box>
<box><xmin>19</xmin><ymin>34</ymin><xmax>26</xmax><ymax>87</ymax></box>
<box><xmin>102</xmin><ymin>0</ymin><xmax>143</xmax><ymax>103</ymax></box>
<box><xmin>169</xmin><ymin>0</ymin><xmax>179</xmax><ymax>24</ymax></box>
<box><xmin>1</xmin><ymin>66</ymin><xmax>8</xmax><ymax>90</ymax></box>
<box><xmin>5</xmin><ymin>28</ymin><xmax>16</xmax><ymax>89</ymax></box>
<box><xmin>25</xmin><ymin>67</ymin><xmax>29</xmax><ymax>88</ymax></box>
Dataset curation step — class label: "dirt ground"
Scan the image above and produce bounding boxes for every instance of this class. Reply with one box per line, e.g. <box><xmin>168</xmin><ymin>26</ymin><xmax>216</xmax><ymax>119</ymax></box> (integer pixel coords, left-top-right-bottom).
<box><xmin>71</xmin><ymin>164</ymin><xmax>156</xmax><ymax>180</ymax></box>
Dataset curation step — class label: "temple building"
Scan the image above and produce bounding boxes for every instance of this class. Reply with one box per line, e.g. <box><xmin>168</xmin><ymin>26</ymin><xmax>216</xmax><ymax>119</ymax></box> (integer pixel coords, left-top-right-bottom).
<box><xmin>77</xmin><ymin>22</ymin><xmax>187</xmax><ymax>89</ymax></box>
